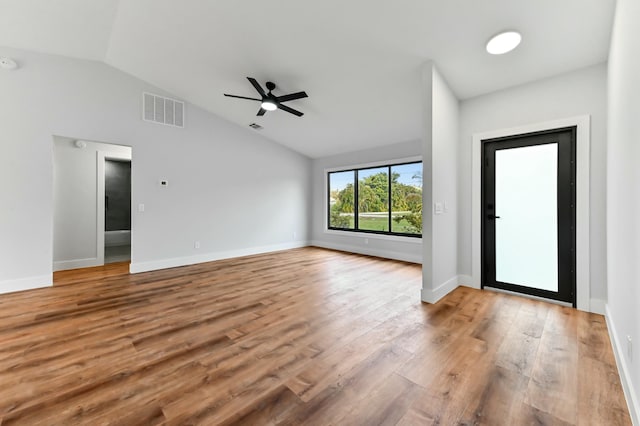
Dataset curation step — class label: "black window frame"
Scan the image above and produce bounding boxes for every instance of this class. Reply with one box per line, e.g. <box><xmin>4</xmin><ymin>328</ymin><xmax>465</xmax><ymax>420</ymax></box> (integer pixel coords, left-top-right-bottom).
<box><xmin>327</xmin><ymin>160</ymin><xmax>422</xmax><ymax>238</ymax></box>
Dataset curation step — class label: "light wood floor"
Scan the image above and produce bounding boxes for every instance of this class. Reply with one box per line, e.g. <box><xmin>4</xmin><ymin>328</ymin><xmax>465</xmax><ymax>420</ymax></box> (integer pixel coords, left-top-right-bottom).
<box><xmin>0</xmin><ymin>247</ymin><xmax>630</xmax><ymax>425</ymax></box>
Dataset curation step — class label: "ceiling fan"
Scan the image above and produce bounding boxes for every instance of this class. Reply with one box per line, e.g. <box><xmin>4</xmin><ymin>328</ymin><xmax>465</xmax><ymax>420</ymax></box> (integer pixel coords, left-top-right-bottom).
<box><xmin>224</xmin><ymin>77</ymin><xmax>308</xmax><ymax>117</ymax></box>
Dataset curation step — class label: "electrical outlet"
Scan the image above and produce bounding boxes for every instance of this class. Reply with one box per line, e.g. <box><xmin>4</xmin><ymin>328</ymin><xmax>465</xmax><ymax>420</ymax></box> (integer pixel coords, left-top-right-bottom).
<box><xmin>628</xmin><ymin>335</ymin><xmax>633</xmax><ymax>361</ymax></box>
<box><xmin>364</xmin><ymin>238</ymin><xmax>369</xmax><ymax>245</ymax></box>
<box><xmin>194</xmin><ymin>241</ymin><xmax>200</xmax><ymax>249</ymax></box>
<box><xmin>293</xmin><ymin>231</ymin><xmax>297</xmax><ymax>240</ymax></box>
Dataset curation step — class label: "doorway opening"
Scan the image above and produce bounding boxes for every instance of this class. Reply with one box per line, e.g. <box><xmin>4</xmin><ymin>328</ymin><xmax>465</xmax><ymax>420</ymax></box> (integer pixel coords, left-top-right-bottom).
<box><xmin>104</xmin><ymin>159</ymin><xmax>131</xmax><ymax>264</ymax></box>
<box><xmin>481</xmin><ymin>127</ymin><xmax>576</xmax><ymax>306</ymax></box>
<box><xmin>53</xmin><ymin>137</ymin><xmax>132</xmax><ymax>274</ymax></box>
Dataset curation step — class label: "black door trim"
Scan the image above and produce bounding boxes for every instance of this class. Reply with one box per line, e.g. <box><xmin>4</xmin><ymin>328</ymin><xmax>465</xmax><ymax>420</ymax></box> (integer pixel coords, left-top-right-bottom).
<box><xmin>481</xmin><ymin>126</ymin><xmax>576</xmax><ymax>306</ymax></box>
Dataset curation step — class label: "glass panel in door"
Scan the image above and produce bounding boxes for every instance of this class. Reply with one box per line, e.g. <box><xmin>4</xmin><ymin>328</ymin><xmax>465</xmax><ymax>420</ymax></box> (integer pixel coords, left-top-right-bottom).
<box><xmin>494</xmin><ymin>143</ymin><xmax>558</xmax><ymax>291</ymax></box>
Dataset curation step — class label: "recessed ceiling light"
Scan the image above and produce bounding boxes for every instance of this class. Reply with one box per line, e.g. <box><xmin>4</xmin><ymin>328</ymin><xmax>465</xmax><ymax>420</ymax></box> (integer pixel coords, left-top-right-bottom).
<box><xmin>486</xmin><ymin>31</ymin><xmax>522</xmax><ymax>55</ymax></box>
<box><xmin>0</xmin><ymin>57</ymin><xmax>18</xmax><ymax>70</ymax></box>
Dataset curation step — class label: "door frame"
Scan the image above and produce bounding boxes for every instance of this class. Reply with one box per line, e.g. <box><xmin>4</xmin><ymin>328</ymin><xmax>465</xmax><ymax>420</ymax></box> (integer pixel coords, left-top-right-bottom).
<box><xmin>471</xmin><ymin>115</ymin><xmax>590</xmax><ymax>311</ymax></box>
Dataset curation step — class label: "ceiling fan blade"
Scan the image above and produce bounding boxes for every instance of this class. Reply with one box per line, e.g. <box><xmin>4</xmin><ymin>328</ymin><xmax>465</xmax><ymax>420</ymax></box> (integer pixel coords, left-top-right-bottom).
<box><xmin>247</xmin><ymin>77</ymin><xmax>266</xmax><ymax>97</ymax></box>
<box><xmin>276</xmin><ymin>91</ymin><xmax>308</xmax><ymax>103</ymax></box>
<box><xmin>224</xmin><ymin>94</ymin><xmax>261</xmax><ymax>101</ymax></box>
<box><xmin>278</xmin><ymin>104</ymin><xmax>304</xmax><ymax>117</ymax></box>
<box><xmin>257</xmin><ymin>108</ymin><xmax>267</xmax><ymax>116</ymax></box>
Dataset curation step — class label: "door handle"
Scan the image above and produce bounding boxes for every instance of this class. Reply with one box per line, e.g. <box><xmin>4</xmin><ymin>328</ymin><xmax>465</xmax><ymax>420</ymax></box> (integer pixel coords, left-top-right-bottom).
<box><xmin>487</xmin><ymin>214</ymin><xmax>501</xmax><ymax>219</ymax></box>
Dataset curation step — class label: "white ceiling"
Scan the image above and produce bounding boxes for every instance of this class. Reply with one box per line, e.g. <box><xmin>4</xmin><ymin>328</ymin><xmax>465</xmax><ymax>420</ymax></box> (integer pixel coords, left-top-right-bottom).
<box><xmin>0</xmin><ymin>0</ymin><xmax>118</xmax><ymax>60</ymax></box>
<box><xmin>0</xmin><ymin>0</ymin><xmax>615</xmax><ymax>158</ymax></box>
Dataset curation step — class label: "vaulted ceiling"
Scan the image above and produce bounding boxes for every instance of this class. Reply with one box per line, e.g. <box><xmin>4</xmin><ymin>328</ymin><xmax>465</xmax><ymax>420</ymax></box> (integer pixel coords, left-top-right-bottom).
<box><xmin>0</xmin><ymin>0</ymin><xmax>615</xmax><ymax>157</ymax></box>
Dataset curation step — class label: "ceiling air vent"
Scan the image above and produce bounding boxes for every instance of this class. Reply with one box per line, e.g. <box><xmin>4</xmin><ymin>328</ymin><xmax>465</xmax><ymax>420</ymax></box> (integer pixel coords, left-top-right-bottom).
<box><xmin>143</xmin><ymin>92</ymin><xmax>185</xmax><ymax>128</ymax></box>
<box><xmin>249</xmin><ymin>123</ymin><xmax>263</xmax><ymax>130</ymax></box>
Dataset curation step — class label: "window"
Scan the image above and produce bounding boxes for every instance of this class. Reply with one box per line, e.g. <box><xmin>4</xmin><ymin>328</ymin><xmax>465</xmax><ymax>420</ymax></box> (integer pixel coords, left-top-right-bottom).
<box><xmin>327</xmin><ymin>161</ymin><xmax>422</xmax><ymax>237</ymax></box>
<box><xmin>328</xmin><ymin>171</ymin><xmax>355</xmax><ymax>229</ymax></box>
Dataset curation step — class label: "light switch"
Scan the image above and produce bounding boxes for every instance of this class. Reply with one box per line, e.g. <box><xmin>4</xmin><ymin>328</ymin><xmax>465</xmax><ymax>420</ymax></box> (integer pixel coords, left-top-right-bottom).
<box><xmin>138</xmin><ymin>203</ymin><xmax>145</xmax><ymax>212</ymax></box>
<box><xmin>434</xmin><ymin>202</ymin><xmax>444</xmax><ymax>215</ymax></box>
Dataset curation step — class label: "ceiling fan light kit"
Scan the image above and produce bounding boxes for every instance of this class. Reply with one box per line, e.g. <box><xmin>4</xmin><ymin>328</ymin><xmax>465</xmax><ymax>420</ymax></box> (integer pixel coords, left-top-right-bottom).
<box><xmin>261</xmin><ymin>101</ymin><xmax>277</xmax><ymax>111</ymax></box>
<box><xmin>224</xmin><ymin>77</ymin><xmax>308</xmax><ymax>117</ymax></box>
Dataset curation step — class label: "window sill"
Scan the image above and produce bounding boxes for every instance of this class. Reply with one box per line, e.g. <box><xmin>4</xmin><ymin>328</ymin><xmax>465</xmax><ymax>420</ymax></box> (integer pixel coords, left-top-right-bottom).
<box><xmin>323</xmin><ymin>229</ymin><xmax>423</xmax><ymax>244</ymax></box>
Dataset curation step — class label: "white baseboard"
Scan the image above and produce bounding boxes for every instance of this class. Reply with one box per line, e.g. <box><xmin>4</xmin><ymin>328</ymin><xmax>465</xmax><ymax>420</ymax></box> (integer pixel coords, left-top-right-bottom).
<box><xmin>589</xmin><ymin>298</ymin><xmax>606</xmax><ymax>315</ymax></box>
<box><xmin>130</xmin><ymin>241</ymin><xmax>310</xmax><ymax>274</ymax></box>
<box><xmin>310</xmin><ymin>240</ymin><xmax>421</xmax><ymax>264</ymax></box>
<box><xmin>457</xmin><ymin>274</ymin><xmax>475</xmax><ymax>288</ymax></box>
<box><xmin>605</xmin><ymin>304</ymin><xmax>639</xmax><ymax>425</ymax></box>
<box><xmin>53</xmin><ymin>257</ymin><xmax>102</xmax><ymax>271</ymax></box>
<box><xmin>0</xmin><ymin>274</ymin><xmax>52</xmax><ymax>294</ymax></box>
<box><xmin>421</xmin><ymin>275</ymin><xmax>461</xmax><ymax>304</ymax></box>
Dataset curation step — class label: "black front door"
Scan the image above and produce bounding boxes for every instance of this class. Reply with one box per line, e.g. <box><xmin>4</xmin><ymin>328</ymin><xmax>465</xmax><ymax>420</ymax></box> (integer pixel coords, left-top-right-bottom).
<box><xmin>482</xmin><ymin>127</ymin><xmax>576</xmax><ymax>306</ymax></box>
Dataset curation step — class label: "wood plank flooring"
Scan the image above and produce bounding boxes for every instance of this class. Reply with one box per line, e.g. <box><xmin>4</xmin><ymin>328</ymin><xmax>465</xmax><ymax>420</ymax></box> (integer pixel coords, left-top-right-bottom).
<box><xmin>0</xmin><ymin>247</ymin><xmax>630</xmax><ymax>425</ymax></box>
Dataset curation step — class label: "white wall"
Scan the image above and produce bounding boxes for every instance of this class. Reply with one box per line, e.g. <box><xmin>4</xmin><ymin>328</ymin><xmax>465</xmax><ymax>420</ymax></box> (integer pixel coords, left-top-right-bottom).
<box><xmin>310</xmin><ymin>140</ymin><xmax>422</xmax><ymax>264</ymax></box>
<box><xmin>53</xmin><ymin>137</ymin><xmax>131</xmax><ymax>270</ymax></box>
<box><xmin>458</xmin><ymin>63</ymin><xmax>608</xmax><ymax>303</ymax></box>
<box><xmin>606</xmin><ymin>0</ymin><xmax>640</xmax><ymax>421</ymax></box>
<box><xmin>421</xmin><ymin>64</ymin><xmax>460</xmax><ymax>303</ymax></box>
<box><xmin>0</xmin><ymin>46</ymin><xmax>311</xmax><ymax>293</ymax></box>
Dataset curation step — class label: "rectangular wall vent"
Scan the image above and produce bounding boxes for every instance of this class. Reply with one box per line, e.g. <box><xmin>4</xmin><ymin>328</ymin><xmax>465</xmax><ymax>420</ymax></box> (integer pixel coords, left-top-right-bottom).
<box><xmin>249</xmin><ymin>123</ymin><xmax>263</xmax><ymax>130</ymax></box>
<box><xmin>143</xmin><ymin>92</ymin><xmax>185</xmax><ymax>128</ymax></box>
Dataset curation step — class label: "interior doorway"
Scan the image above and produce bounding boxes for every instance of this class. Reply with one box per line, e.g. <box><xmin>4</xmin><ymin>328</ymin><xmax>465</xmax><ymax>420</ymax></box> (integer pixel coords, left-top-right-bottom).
<box><xmin>104</xmin><ymin>159</ymin><xmax>132</xmax><ymax>264</ymax></box>
<box><xmin>52</xmin><ymin>137</ymin><xmax>132</xmax><ymax>272</ymax></box>
<box><xmin>481</xmin><ymin>127</ymin><xmax>576</xmax><ymax>305</ymax></box>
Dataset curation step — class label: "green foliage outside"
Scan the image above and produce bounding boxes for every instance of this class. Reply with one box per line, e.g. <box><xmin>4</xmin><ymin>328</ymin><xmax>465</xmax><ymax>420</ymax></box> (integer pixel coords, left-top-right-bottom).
<box><xmin>330</xmin><ymin>171</ymin><xmax>422</xmax><ymax>234</ymax></box>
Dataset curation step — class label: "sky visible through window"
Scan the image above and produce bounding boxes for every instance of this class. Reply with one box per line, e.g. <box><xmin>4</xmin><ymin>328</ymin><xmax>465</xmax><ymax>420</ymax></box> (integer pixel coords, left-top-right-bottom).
<box><xmin>330</xmin><ymin>162</ymin><xmax>422</xmax><ymax>190</ymax></box>
<box><xmin>392</xmin><ymin>163</ymin><xmax>422</xmax><ymax>187</ymax></box>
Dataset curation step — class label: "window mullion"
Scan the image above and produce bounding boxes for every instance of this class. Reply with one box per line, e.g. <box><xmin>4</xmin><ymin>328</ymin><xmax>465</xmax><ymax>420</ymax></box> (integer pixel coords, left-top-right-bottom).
<box><xmin>327</xmin><ymin>172</ymin><xmax>331</xmax><ymax>229</ymax></box>
<box><xmin>388</xmin><ymin>166</ymin><xmax>392</xmax><ymax>234</ymax></box>
<box><xmin>354</xmin><ymin>169</ymin><xmax>359</xmax><ymax>230</ymax></box>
